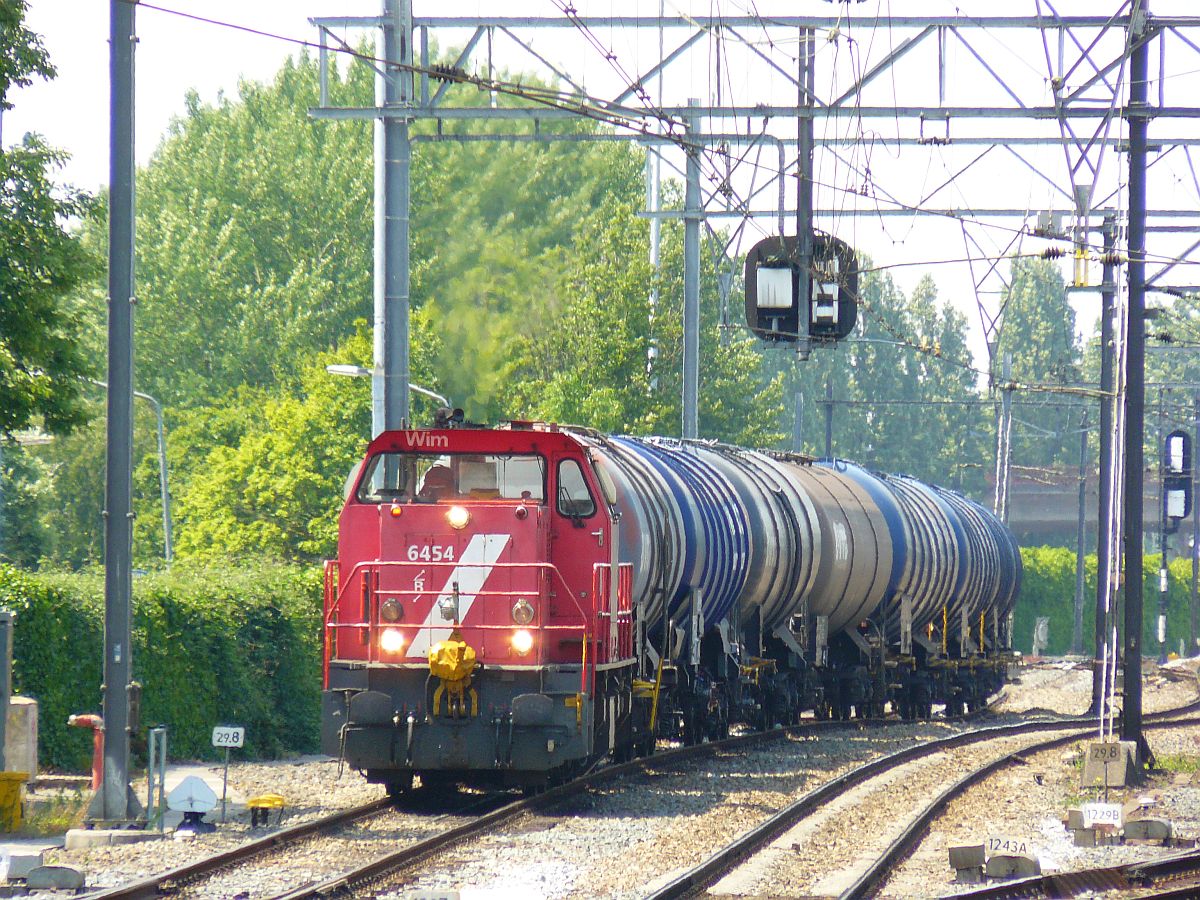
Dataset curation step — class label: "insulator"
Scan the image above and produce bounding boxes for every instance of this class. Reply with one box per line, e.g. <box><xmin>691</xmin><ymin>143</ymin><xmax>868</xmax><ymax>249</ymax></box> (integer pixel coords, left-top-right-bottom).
<box><xmin>1099</xmin><ymin>252</ymin><xmax>1124</xmax><ymax>266</ymax></box>
<box><xmin>429</xmin><ymin>64</ymin><xmax>468</xmax><ymax>83</ymax></box>
<box><xmin>1040</xmin><ymin>246</ymin><xmax>1066</xmax><ymax>259</ymax></box>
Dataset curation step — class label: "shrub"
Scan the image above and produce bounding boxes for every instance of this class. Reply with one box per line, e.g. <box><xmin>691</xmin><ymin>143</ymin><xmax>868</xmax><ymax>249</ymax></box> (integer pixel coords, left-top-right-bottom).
<box><xmin>0</xmin><ymin>564</ymin><xmax>321</xmax><ymax>771</ymax></box>
<box><xmin>1013</xmin><ymin>546</ymin><xmax>1196</xmax><ymax>657</ymax></box>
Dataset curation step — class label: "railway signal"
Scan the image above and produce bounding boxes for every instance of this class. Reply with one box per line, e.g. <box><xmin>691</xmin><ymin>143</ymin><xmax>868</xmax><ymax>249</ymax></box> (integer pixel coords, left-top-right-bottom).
<box><xmin>743</xmin><ymin>233</ymin><xmax>858</xmax><ymax>348</ymax></box>
<box><xmin>1160</xmin><ymin>429</ymin><xmax>1192</xmax><ymax>665</ymax></box>
<box><xmin>1163</xmin><ymin>429</ymin><xmax>1192</xmax><ymax>533</ymax></box>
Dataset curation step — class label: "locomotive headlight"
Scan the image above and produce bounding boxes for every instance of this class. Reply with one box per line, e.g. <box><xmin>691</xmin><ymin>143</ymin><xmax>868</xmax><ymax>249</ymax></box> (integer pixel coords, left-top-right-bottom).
<box><xmin>511</xmin><ymin>629</ymin><xmax>534</xmax><ymax>655</ymax></box>
<box><xmin>511</xmin><ymin>598</ymin><xmax>535</xmax><ymax>626</ymax></box>
<box><xmin>379</xmin><ymin>628</ymin><xmax>406</xmax><ymax>654</ymax></box>
<box><xmin>380</xmin><ymin>598</ymin><xmax>403</xmax><ymax>622</ymax></box>
<box><xmin>446</xmin><ymin>505</ymin><xmax>471</xmax><ymax>529</ymax></box>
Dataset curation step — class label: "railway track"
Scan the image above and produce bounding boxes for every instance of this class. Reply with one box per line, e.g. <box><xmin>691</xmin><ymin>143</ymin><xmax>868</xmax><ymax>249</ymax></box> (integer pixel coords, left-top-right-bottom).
<box><xmin>83</xmin><ymin>674</ymin><xmax>1185</xmax><ymax>900</ymax></box>
<box><xmin>83</xmin><ymin>717</ymin><xmax>862</xmax><ymax>899</ymax></box>
<box><xmin>256</xmin><ymin>707</ymin><xmax>1041</xmax><ymax>898</ymax></box>
<box><xmin>939</xmin><ymin>846</ymin><xmax>1200</xmax><ymax>898</ymax></box>
<box><xmin>83</xmin><ymin>790</ymin><xmax>504</xmax><ymax>900</ymax></box>
<box><xmin>266</xmin><ymin>724</ymin><xmax>871</xmax><ymax>899</ymax></box>
<box><xmin>648</xmin><ymin>702</ymin><xmax>1200</xmax><ymax>900</ymax></box>
<box><xmin>82</xmin><ymin>707</ymin><xmax>996</xmax><ymax>900</ymax></box>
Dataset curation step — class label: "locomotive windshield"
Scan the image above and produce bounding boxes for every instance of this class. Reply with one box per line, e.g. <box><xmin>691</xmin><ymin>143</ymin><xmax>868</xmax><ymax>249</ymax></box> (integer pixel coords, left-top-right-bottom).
<box><xmin>356</xmin><ymin>452</ymin><xmax>546</xmax><ymax>503</ymax></box>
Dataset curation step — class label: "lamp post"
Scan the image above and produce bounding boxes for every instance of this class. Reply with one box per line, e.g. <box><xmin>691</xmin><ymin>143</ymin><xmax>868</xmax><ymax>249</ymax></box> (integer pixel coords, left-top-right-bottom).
<box><xmin>324</xmin><ymin>365</ymin><xmax>451</xmax><ymax>409</ymax></box>
<box><xmin>90</xmin><ymin>380</ymin><xmax>172</xmax><ymax>565</ymax></box>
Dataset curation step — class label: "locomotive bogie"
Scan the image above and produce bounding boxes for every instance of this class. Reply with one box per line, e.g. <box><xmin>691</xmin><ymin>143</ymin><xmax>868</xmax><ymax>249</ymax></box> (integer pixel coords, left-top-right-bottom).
<box><xmin>323</xmin><ymin>664</ymin><xmax>603</xmax><ymax>790</ymax></box>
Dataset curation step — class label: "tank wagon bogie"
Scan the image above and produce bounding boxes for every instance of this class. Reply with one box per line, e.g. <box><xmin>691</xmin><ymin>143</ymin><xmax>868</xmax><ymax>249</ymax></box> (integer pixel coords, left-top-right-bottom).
<box><xmin>323</xmin><ymin>422</ymin><xmax>1021</xmax><ymax>792</ymax></box>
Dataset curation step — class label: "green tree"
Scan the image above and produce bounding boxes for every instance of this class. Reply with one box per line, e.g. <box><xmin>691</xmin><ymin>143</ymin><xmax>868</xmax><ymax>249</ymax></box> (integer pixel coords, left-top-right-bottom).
<box><xmin>0</xmin><ymin>443</ymin><xmax>50</xmax><ymax>568</ymax></box>
<box><xmin>128</xmin><ymin>57</ymin><xmax>385</xmax><ymax>407</ymax></box>
<box><xmin>89</xmin><ymin>49</ymin><xmax>650</xmax><ymax>420</ymax></box>
<box><xmin>502</xmin><ymin>193</ymin><xmax>784</xmax><ymax>446</ymax></box>
<box><xmin>28</xmin><ymin>395</ymin><xmax>168</xmax><ymax>569</ymax></box>
<box><xmin>774</xmin><ymin>265</ymin><xmax>989</xmax><ymax>495</ymax></box>
<box><xmin>172</xmin><ymin>317</ymin><xmax>441</xmax><ymax>562</ymax></box>
<box><xmin>995</xmin><ymin>257</ymin><xmax>1082</xmax><ymax>470</ymax></box>
<box><xmin>0</xmin><ymin>2</ymin><xmax>96</xmax><ymax>438</ymax></box>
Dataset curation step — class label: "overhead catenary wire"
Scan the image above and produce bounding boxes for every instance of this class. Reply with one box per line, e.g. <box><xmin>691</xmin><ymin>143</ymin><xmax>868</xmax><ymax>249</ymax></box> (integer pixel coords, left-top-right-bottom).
<box><xmin>121</xmin><ymin>0</ymin><xmax>1200</xmax><ymax>284</ymax></box>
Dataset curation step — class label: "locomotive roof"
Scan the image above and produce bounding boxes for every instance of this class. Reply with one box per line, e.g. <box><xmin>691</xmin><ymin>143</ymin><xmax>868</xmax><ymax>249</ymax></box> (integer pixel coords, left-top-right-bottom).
<box><xmin>365</xmin><ymin>423</ymin><xmax>586</xmax><ymax>456</ymax></box>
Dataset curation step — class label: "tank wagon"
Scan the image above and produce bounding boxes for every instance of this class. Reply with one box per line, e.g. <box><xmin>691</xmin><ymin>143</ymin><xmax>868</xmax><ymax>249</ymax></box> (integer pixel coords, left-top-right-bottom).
<box><xmin>322</xmin><ymin>422</ymin><xmax>1021</xmax><ymax>793</ymax></box>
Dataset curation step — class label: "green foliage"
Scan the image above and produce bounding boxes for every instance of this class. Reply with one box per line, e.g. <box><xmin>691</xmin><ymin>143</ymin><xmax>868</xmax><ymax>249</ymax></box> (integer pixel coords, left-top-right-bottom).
<box><xmin>0</xmin><ymin>131</ymin><xmax>97</xmax><ymax>438</ymax></box>
<box><xmin>1013</xmin><ymin>545</ymin><xmax>1197</xmax><ymax>657</ymax></box>
<box><xmin>1155</xmin><ymin>754</ymin><xmax>1200</xmax><ymax>774</ymax></box>
<box><xmin>0</xmin><ymin>441</ymin><xmax>52</xmax><ymax>567</ymax></box>
<box><xmin>26</xmin><ymin>395</ymin><xmax>168</xmax><ymax>570</ymax></box>
<box><xmin>1</xmin><ymin>5</ymin><xmax>97</xmax><ymax>438</ymax></box>
<box><xmin>996</xmin><ymin>258</ymin><xmax>1081</xmax><ymax>469</ymax></box>
<box><xmin>20</xmin><ymin>789</ymin><xmax>87</xmax><ymax>836</ymax></box>
<box><xmin>0</xmin><ymin>563</ymin><xmax>321</xmax><ymax>771</ymax></box>
<box><xmin>771</xmin><ymin>266</ymin><xmax>991</xmax><ymax>495</ymax></box>
<box><xmin>0</xmin><ymin>0</ymin><xmax>52</xmax><ymax>110</ymax></box>
<box><xmin>172</xmin><ymin>319</ymin><xmax>439</xmax><ymax>563</ymax></box>
<box><xmin>502</xmin><ymin>192</ymin><xmax>785</xmax><ymax>446</ymax></box>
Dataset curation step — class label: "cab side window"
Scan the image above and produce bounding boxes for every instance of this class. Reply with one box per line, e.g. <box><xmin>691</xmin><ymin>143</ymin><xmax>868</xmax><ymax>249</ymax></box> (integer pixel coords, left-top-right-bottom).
<box><xmin>556</xmin><ymin>459</ymin><xmax>596</xmax><ymax>518</ymax></box>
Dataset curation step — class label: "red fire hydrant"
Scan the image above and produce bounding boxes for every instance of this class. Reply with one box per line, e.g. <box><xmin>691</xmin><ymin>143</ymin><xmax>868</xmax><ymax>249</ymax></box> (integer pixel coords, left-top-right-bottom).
<box><xmin>68</xmin><ymin>714</ymin><xmax>104</xmax><ymax>791</ymax></box>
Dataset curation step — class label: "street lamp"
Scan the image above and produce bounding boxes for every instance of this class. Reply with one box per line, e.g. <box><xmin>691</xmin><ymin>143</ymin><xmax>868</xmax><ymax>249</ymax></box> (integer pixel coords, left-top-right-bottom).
<box><xmin>89</xmin><ymin>380</ymin><xmax>172</xmax><ymax>564</ymax></box>
<box><xmin>324</xmin><ymin>365</ymin><xmax>452</xmax><ymax>409</ymax></box>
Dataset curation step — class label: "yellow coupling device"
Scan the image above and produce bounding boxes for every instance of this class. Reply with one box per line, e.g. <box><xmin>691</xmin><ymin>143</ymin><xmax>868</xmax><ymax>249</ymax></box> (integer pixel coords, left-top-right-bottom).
<box><xmin>429</xmin><ymin>628</ymin><xmax>479</xmax><ymax>718</ymax></box>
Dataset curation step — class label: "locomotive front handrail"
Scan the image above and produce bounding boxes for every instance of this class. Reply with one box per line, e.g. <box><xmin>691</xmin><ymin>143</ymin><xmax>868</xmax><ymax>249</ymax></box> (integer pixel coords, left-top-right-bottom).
<box><xmin>324</xmin><ymin>558</ymin><xmax>599</xmax><ymax>694</ymax></box>
<box><xmin>331</xmin><ymin>559</ymin><xmax>591</xmax><ymax>624</ymax></box>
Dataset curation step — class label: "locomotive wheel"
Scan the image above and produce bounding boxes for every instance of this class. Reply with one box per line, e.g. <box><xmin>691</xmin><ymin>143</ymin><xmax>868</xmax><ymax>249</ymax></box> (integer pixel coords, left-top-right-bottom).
<box><xmin>385</xmin><ymin>771</ymin><xmax>414</xmax><ymax>798</ymax></box>
<box><xmin>418</xmin><ymin>771</ymin><xmax>458</xmax><ymax>793</ymax></box>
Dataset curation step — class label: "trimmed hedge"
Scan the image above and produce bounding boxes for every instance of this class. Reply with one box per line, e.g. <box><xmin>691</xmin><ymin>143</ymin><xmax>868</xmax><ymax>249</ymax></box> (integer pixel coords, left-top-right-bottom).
<box><xmin>1013</xmin><ymin>545</ymin><xmax>1198</xmax><ymax>657</ymax></box>
<box><xmin>0</xmin><ymin>564</ymin><xmax>321</xmax><ymax>772</ymax></box>
<box><xmin>3</xmin><ymin>548</ymin><xmax>1193</xmax><ymax>769</ymax></box>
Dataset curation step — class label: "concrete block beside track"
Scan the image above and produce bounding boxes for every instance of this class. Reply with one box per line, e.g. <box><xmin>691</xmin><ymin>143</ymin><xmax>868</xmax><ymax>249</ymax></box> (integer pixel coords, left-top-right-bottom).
<box><xmin>64</xmin><ymin>828</ymin><xmax>163</xmax><ymax>850</ymax></box>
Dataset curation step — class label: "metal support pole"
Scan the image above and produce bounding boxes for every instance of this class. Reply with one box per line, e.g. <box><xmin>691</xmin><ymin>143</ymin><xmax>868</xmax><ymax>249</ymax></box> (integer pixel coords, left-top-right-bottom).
<box><xmin>795</xmin><ymin>27</ymin><xmax>815</xmax><ymax>362</ymax></box>
<box><xmin>1159</xmin><ymin>388</ymin><xmax>1169</xmax><ymax>665</ymax></box>
<box><xmin>373</xmin><ymin>0</ymin><xmax>412</xmax><ymax>436</ymax></box>
<box><xmin>646</xmin><ymin>148</ymin><xmax>661</xmax><ymax>392</ymax></box>
<box><xmin>823</xmin><ymin>377</ymin><xmax>833</xmax><ymax>459</ymax></box>
<box><xmin>1121</xmin><ymin>0</ymin><xmax>1149</xmax><ymax>753</ymax></box>
<box><xmin>1192</xmin><ymin>390</ymin><xmax>1199</xmax><ymax>655</ymax></box>
<box><xmin>1073</xmin><ymin>409</ymin><xmax>1089</xmax><ymax>655</ymax></box>
<box><xmin>144</xmin><ymin>394</ymin><xmax>172</xmax><ymax>564</ymax></box>
<box><xmin>682</xmin><ymin>99</ymin><xmax>701</xmax><ymax>440</ymax></box>
<box><xmin>0</xmin><ymin>612</ymin><xmax>11</xmax><ymax>772</ymax></box>
<box><xmin>1094</xmin><ymin>215</ymin><xmax>1117</xmax><ymax>711</ymax></box>
<box><xmin>997</xmin><ymin>353</ymin><xmax>1014</xmax><ymax>524</ymax></box>
<box><xmin>792</xmin><ymin>384</ymin><xmax>804</xmax><ymax>454</ymax></box>
<box><xmin>93</xmin><ymin>0</ymin><xmax>142</xmax><ymax>825</ymax></box>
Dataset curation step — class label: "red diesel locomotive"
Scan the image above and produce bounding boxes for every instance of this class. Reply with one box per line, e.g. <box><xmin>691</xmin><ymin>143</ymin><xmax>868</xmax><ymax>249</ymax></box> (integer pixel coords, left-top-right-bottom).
<box><xmin>322</xmin><ymin>422</ymin><xmax>638</xmax><ymax>793</ymax></box>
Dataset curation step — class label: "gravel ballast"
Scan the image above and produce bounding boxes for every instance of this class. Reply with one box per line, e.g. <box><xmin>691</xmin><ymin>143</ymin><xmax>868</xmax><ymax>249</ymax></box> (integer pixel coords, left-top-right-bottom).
<box><xmin>42</xmin><ymin>658</ymin><xmax>1200</xmax><ymax>899</ymax></box>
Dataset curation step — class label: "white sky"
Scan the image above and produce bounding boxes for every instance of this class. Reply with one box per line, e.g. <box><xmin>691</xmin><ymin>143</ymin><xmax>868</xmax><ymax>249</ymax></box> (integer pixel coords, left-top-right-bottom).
<box><xmin>8</xmin><ymin>1</ymin><xmax>1200</xmax><ymax>375</ymax></box>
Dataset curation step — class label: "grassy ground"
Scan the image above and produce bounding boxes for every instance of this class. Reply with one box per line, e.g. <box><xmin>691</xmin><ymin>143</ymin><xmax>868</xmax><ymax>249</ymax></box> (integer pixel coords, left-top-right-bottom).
<box><xmin>18</xmin><ymin>789</ymin><xmax>89</xmax><ymax>837</ymax></box>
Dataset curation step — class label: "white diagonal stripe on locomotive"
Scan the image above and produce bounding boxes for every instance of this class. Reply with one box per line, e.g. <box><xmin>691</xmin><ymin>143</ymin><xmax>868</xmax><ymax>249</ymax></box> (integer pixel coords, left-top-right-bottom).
<box><xmin>405</xmin><ymin>532</ymin><xmax>511</xmax><ymax>658</ymax></box>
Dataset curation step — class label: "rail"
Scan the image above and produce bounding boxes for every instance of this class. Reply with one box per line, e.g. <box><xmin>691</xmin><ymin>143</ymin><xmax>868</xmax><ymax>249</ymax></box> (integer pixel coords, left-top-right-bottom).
<box><xmin>261</xmin><ymin>693</ymin><xmax>1023</xmax><ymax>900</ymax></box>
<box><xmin>849</xmin><ymin>714</ymin><xmax>1200</xmax><ymax>900</ymax></box>
<box><xmin>81</xmin><ymin>689</ymin><xmax>1016</xmax><ymax>900</ymax></box>
<box><xmin>647</xmin><ymin>691</ymin><xmax>1200</xmax><ymax>900</ymax></box>
<box><xmin>86</xmin><ymin>797</ymin><xmax>394</xmax><ymax>900</ymax></box>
